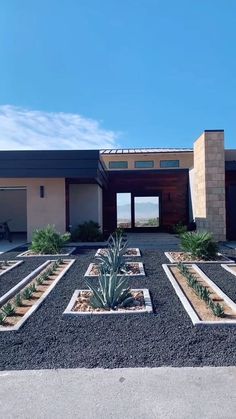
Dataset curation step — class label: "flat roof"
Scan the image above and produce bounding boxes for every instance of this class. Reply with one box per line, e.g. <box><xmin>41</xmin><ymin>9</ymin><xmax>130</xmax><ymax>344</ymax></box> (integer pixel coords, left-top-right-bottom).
<box><xmin>100</xmin><ymin>148</ymin><xmax>193</xmax><ymax>154</ymax></box>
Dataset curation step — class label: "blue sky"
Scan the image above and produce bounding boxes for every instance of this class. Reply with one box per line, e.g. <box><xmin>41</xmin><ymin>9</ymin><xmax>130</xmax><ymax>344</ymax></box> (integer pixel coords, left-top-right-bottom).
<box><xmin>0</xmin><ymin>0</ymin><xmax>235</xmax><ymax>150</ymax></box>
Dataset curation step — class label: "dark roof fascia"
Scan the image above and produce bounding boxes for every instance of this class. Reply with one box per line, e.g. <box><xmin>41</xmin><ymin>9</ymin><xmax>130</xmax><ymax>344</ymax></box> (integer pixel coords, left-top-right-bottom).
<box><xmin>107</xmin><ymin>168</ymin><xmax>189</xmax><ymax>175</ymax></box>
<box><xmin>0</xmin><ymin>150</ymin><xmax>107</xmax><ymax>186</ymax></box>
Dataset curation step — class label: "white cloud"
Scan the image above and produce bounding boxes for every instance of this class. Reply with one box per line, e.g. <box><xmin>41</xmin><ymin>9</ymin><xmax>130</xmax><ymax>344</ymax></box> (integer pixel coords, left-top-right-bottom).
<box><xmin>0</xmin><ymin>105</ymin><xmax>120</xmax><ymax>150</ymax></box>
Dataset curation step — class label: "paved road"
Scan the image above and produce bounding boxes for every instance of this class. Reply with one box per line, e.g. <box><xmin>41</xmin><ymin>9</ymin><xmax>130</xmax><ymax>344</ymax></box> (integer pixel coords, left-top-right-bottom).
<box><xmin>1</xmin><ymin>367</ymin><xmax>236</xmax><ymax>418</ymax></box>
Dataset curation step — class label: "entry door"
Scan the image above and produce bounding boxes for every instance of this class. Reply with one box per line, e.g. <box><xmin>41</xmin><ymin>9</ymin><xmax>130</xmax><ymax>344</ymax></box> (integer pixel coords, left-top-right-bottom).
<box><xmin>134</xmin><ymin>196</ymin><xmax>160</xmax><ymax>228</ymax></box>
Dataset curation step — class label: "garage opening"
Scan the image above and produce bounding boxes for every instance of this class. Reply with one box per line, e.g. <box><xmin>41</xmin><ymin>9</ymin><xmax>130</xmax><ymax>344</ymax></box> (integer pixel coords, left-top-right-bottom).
<box><xmin>0</xmin><ymin>187</ymin><xmax>27</xmax><ymax>242</ymax></box>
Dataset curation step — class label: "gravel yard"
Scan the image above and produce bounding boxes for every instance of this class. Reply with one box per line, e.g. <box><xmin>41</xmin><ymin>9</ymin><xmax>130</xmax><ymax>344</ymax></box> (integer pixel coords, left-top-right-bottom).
<box><xmin>0</xmin><ymin>246</ymin><xmax>236</xmax><ymax>370</ymax></box>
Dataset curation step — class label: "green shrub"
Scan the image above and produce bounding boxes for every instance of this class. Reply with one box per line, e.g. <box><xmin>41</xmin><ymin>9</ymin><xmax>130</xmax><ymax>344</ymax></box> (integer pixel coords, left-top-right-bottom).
<box><xmin>173</xmin><ymin>222</ymin><xmax>187</xmax><ymax>235</ymax></box>
<box><xmin>30</xmin><ymin>225</ymin><xmax>70</xmax><ymax>254</ymax></box>
<box><xmin>180</xmin><ymin>231</ymin><xmax>218</xmax><ymax>260</ymax></box>
<box><xmin>85</xmin><ymin>270</ymin><xmax>134</xmax><ymax>310</ymax></box>
<box><xmin>71</xmin><ymin>221</ymin><xmax>103</xmax><ymax>242</ymax></box>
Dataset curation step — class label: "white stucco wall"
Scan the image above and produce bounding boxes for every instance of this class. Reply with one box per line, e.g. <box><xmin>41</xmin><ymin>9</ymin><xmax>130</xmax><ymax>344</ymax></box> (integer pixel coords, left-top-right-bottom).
<box><xmin>0</xmin><ymin>178</ymin><xmax>66</xmax><ymax>241</ymax></box>
<box><xmin>0</xmin><ymin>189</ymin><xmax>27</xmax><ymax>231</ymax></box>
<box><xmin>69</xmin><ymin>184</ymin><xmax>103</xmax><ymax>230</ymax></box>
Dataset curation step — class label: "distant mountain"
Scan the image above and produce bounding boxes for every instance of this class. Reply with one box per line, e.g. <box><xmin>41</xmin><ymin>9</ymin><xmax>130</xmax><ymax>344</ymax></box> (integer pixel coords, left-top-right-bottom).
<box><xmin>118</xmin><ymin>202</ymin><xmax>159</xmax><ymax>219</ymax></box>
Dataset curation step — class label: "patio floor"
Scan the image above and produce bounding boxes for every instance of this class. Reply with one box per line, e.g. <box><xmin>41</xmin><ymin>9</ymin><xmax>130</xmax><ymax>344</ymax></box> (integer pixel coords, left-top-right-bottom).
<box><xmin>0</xmin><ymin>234</ymin><xmax>27</xmax><ymax>254</ymax></box>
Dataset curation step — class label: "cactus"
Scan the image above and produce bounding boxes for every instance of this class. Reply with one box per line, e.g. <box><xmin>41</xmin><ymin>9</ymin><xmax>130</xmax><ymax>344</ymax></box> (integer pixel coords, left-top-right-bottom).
<box><xmin>85</xmin><ymin>270</ymin><xmax>134</xmax><ymax>310</ymax></box>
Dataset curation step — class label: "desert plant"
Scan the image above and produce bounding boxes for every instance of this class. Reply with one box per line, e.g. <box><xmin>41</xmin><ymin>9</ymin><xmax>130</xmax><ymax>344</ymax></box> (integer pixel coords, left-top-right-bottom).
<box><xmin>96</xmin><ymin>233</ymin><xmax>128</xmax><ymax>274</ymax></box>
<box><xmin>85</xmin><ymin>270</ymin><xmax>134</xmax><ymax>310</ymax></box>
<box><xmin>177</xmin><ymin>264</ymin><xmax>224</xmax><ymax>317</ymax></box>
<box><xmin>29</xmin><ymin>283</ymin><xmax>37</xmax><ymax>293</ymax></box>
<box><xmin>22</xmin><ymin>287</ymin><xmax>33</xmax><ymax>300</ymax></box>
<box><xmin>15</xmin><ymin>293</ymin><xmax>23</xmax><ymax>307</ymax></box>
<box><xmin>36</xmin><ymin>275</ymin><xmax>44</xmax><ymax>285</ymax></box>
<box><xmin>173</xmin><ymin>222</ymin><xmax>187</xmax><ymax>235</ymax></box>
<box><xmin>71</xmin><ymin>220</ymin><xmax>103</xmax><ymax>242</ymax></box>
<box><xmin>2</xmin><ymin>302</ymin><xmax>15</xmax><ymax>316</ymax></box>
<box><xmin>107</xmin><ymin>230</ymin><xmax>127</xmax><ymax>252</ymax></box>
<box><xmin>0</xmin><ymin>311</ymin><xmax>6</xmax><ymax>324</ymax></box>
<box><xmin>30</xmin><ymin>225</ymin><xmax>70</xmax><ymax>255</ymax></box>
<box><xmin>180</xmin><ymin>231</ymin><xmax>218</xmax><ymax>260</ymax></box>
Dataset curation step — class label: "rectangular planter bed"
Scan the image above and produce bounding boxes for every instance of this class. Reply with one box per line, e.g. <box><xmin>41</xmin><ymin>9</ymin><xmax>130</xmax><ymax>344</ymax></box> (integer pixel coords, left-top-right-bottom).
<box><xmin>221</xmin><ymin>264</ymin><xmax>236</xmax><ymax>277</ymax></box>
<box><xmin>95</xmin><ymin>248</ymin><xmax>141</xmax><ymax>257</ymax></box>
<box><xmin>162</xmin><ymin>263</ymin><xmax>236</xmax><ymax>326</ymax></box>
<box><xmin>0</xmin><ymin>258</ymin><xmax>75</xmax><ymax>331</ymax></box>
<box><xmin>63</xmin><ymin>288</ymin><xmax>153</xmax><ymax>316</ymax></box>
<box><xmin>164</xmin><ymin>251</ymin><xmax>234</xmax><ymax>264</ymax></box>
<box><xmin>84</xmin><ymin>262</ymin><xmax>145</xmax><ymax>277</ymax></box>
<box><xmin>0</xmin><ymin>260</ymin><xmax>23</xmax><ymax>277</ymax></box>
<box><xmin>17</xmin><ymin>247</ymin><xmax>76</xmax><ymax>257</ymax></box>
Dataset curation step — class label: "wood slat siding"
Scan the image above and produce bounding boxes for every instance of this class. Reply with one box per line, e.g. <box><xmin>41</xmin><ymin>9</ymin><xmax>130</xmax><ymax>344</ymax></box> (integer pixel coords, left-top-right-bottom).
<box><xmin>225</xmin><ymin>170</ymin><xmax>236</xmax><ymax>240</ymax></box>
<box><xmin>103</xmin><ymin>170</ymin><xmax>189</xmax><ymax>234</ymax></box>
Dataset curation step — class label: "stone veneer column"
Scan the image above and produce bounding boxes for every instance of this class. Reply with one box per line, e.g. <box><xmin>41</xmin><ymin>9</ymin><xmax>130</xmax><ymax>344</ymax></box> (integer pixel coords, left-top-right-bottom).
<box><xmin>193</xmin><ymin>130</ymin><xmax>226</xmax><ymax>241</ymax></box>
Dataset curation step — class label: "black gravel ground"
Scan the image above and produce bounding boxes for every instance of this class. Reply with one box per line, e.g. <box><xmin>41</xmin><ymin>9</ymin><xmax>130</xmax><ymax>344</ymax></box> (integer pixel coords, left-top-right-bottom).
<box><xmin>0</xmin><ymin>247</ymin><xmax>236</xmax><ymax>370</ymax></box>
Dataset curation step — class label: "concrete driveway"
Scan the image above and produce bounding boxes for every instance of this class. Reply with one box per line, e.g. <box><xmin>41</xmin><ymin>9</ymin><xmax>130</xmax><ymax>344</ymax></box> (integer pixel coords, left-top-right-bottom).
<box><xmin>0</xmin><ymin>367</ymin><xmax>236</xmax><ymax>419</ymax></box>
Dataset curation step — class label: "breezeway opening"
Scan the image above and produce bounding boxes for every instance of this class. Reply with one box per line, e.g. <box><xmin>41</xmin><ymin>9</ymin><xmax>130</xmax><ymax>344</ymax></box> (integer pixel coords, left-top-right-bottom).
<box><xmin>0</xmin><ymin>187</ymin><xmax>27</xmax><ymax>244</ymax></box>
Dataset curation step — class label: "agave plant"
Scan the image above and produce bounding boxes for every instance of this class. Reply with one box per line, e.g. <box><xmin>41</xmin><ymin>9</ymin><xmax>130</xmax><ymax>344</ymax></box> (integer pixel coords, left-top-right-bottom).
<box><xmin>180</xmin><ymin>231</ymin><xmax>218</xmax><ymax>260</ymax></box>
<box><xmin>96</xmin><ymin>232</ymin><xmax>128</xmax><ymax>274</ymax></box>
<box><xmin>85</xmin><ymin>269</ymin><xmax>134</xmax><ymax>310</ymax></box>
<box><xmin>107</xmin><ymin>230</ymin><xmax>127</xmax><ymax>253</ymax></box>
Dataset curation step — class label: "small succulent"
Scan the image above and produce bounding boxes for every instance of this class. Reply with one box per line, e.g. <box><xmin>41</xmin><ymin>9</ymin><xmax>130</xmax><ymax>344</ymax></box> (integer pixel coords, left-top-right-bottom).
<box><xmin>36</xmin><ymin>275</ymin><xmax>44</xmax><ymax>285</ymax></box>
<box><xmin>0</xmin><ymin>312</ymin><xmax>6</xmax><ymax>324</ymax></box>
<box><xmin>2</xmin><ymin>302</ymin><xmax>15</xmax><ymax>316</ymax></box>
<box><xmin>15</xmin><ymin>293</ymin><xmax>23</xmax><ymax>307</ymax></box>
<box><xmin>29</xmin><ymin>282</ymin><xmax>37</xmax><ymax>293</ymax></box>
<box><xmin>22</xmin><ymin>287</ymin><xmax>33</xmax><ymax>300</ymax></box>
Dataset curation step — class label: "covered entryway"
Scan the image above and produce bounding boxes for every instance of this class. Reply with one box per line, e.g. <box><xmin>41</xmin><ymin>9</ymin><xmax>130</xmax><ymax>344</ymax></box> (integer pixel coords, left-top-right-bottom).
<box><xmin>0</xmin><ymin>187</ymin><xmax>27</xmax><ymax>242</ymax></box>
<box><xmin>225</xmin><ymin>166</ymin><xmax>236</xmax><ymax>241</ymax></box>
<box><xmin>226</xmin><ymin>184</ymin><xmax>236</xmax><ymax>240</ymax></box>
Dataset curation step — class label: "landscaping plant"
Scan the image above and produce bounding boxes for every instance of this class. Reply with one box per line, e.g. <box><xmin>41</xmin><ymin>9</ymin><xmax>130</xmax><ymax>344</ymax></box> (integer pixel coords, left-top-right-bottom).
<box><xmin>0</xmin><ymin>312</ymin><xmax>6</xmax><ymax>324</ymax></box>
<box><xmin>71</xmin><ymin>220</ymin><xmax>103</xmax><ymax>242</ymax></box>
<box><xmin>30</xmin><ymin>225</ymin><xmax>71</xmax><ymax>255</ymax></box>
<box><xmin>96</xmin><ymin>231</ymin><xmax>128</xmax><ymax>274</ymax></box>
<box><xmin>180</xmin><ymin>231</ymin><xmax>218</xmax><ymax>260</ymax></box>
<box><xmin>22</xmin><ymin>287</ymin><xmax>33</xmax><ymax>300</ymax></box>
<box><xmin>15</xmin><ymin>293</ymin><xmax>23</xmax><ymax>307</ymax></box>
<box><xmin>85</xmin><ymin>270</ymin><xmax>134</xmax><ymax>310</ymax></box>
<box><xmin>173</xmin><ymin>222</ymin><xmax>187</xmax><ymax>236</ymax></box>
<box><xmin>177</xmin><ymin>263</ymin><xmax>224</xmax><ymax>317</ymax></box>
<box><xmin>2</xmin><ymin>302</ymin><xmax>15</xmax><ymax>316</ymax></box>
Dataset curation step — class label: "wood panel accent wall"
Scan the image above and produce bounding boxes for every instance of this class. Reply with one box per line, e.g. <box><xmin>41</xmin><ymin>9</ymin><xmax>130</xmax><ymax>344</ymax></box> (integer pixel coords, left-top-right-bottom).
<box><xmin>103</xmin><ymin>170</ymin><xmax>189</xmax><ymax>234</ymax></box>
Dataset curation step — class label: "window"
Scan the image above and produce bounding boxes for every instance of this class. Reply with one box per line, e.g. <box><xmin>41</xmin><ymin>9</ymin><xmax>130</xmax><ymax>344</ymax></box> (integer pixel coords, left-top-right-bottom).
<box><xmin>160</xmin><ymin>160</ymin><xmax>179</xmax><ymax>168</ymax></box>
<box><xmin>109</xmin><ymin>161</ymin><xmax>128</xmax><ymax>169</ymax></box>
<box><xmin>117</xmin><ymin>193</ymin><xmax>131</xmax><ymax>228</ymax></box>
<box><xmin>135</xmin><ymin>160</ymin><xmax>154</xmax><ymax>168</ymax></box>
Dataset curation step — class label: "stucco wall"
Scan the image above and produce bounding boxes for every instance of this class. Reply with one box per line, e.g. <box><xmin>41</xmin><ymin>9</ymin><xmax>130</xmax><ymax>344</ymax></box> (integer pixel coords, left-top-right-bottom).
<box><xmin>0</xmin><ymin>189</ymin><xmax>27</xmax><ymax>231</ymax></box>
<box><xmin>69</xmin><ymin>184</ymin><xmax>103</xmax><ymax>230</ymax></box>
<box><xmin>101</xmin><ymin>152</ymin><xmax>193</xmax><ymax>170</ymax></box>
<box><xmin>0</xmin><ymin>178</ymin><xmax>66</xmax><ymax>241</ymax></box>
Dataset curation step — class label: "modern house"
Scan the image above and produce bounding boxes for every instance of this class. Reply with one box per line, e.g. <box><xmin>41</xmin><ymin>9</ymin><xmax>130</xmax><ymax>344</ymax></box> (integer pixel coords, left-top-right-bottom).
<box><xmin>0</xmin><ymin>130</ymin><xmax>235</xmax><ymax>242</ymax></box>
